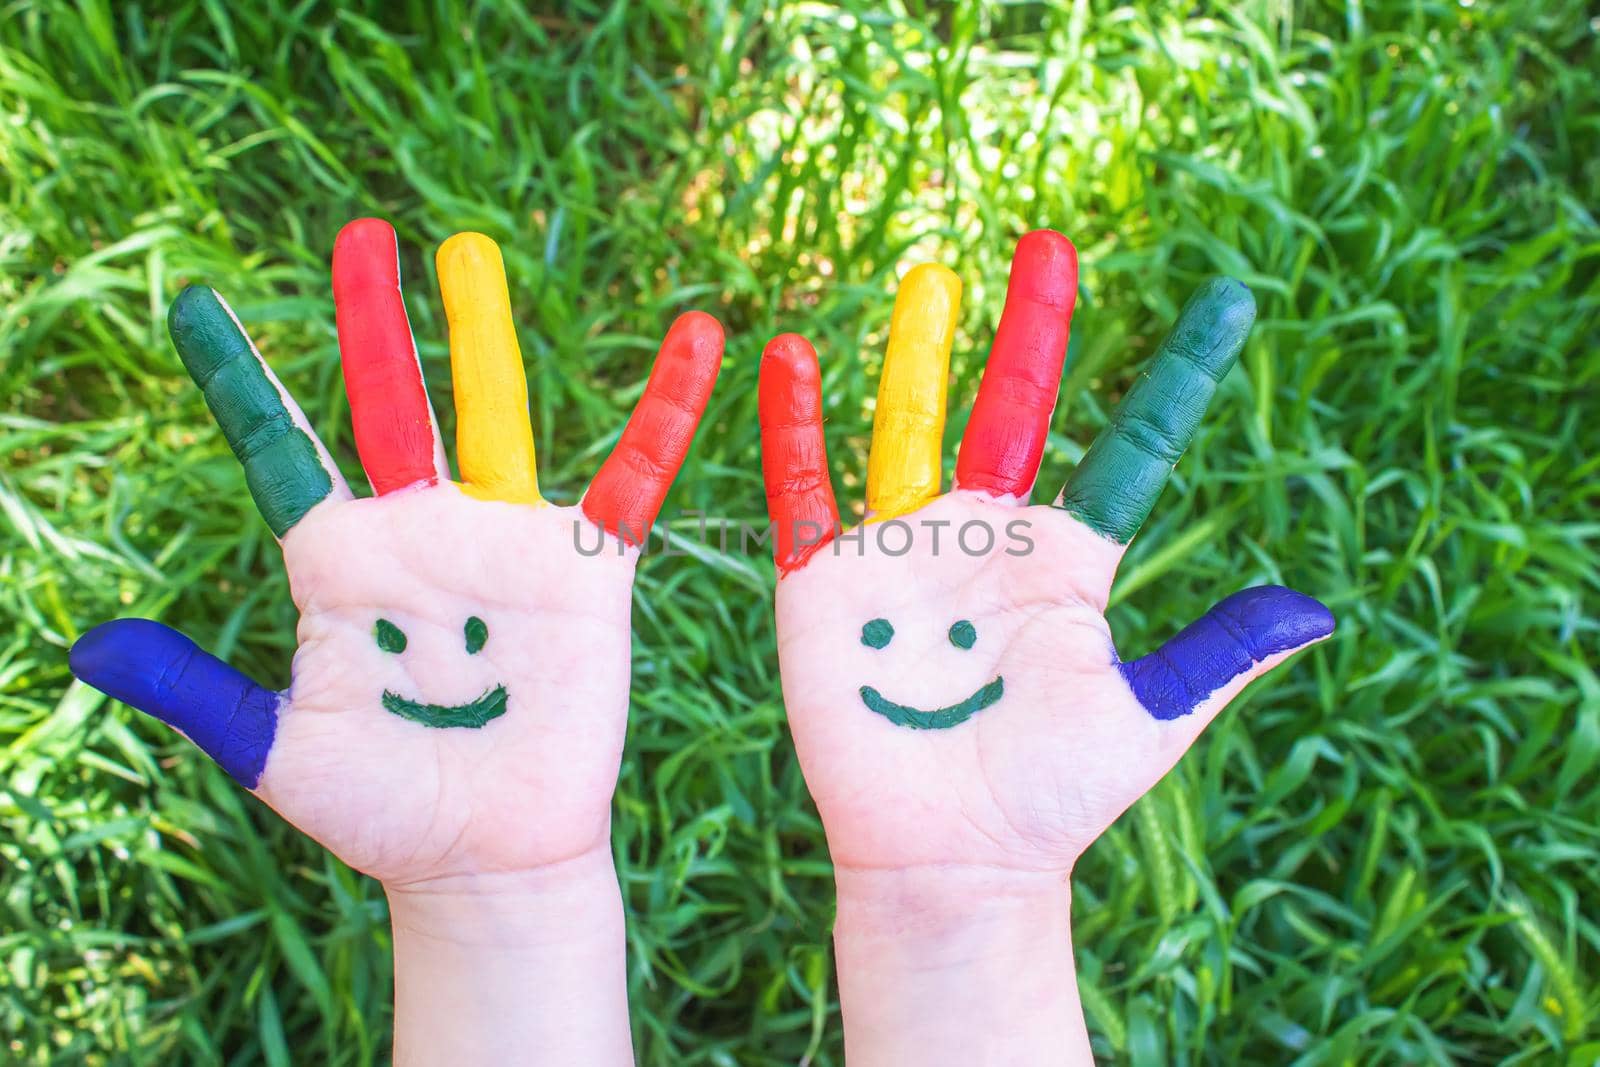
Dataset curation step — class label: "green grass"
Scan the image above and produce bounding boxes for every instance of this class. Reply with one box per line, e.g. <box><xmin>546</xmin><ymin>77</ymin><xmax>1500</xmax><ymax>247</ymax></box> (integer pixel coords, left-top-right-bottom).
<box><xmin>2</xmin><ymin>0</ymin><xmax>1597</xmax><ymax>1062</ymax></box>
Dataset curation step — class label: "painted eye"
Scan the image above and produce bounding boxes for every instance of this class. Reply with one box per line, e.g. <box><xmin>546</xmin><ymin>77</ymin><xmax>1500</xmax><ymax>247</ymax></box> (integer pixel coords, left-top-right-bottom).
<box><xmin>375</xmin><ymin>619</ymin><xmax>407</xmax><ymax>654</ymax></box>
<box><xmin>861</xmin><ymin>618</ymin><xmax>894</xmax><ymax>650</ymax></box>
<box><xmin>465</xmin><ymin>616</ymin><xmax>488</xmax><ymax>655</ymax></box>
<box><xmin>948</xmin><ymin>620</ymin><xmax>977</xmax><ymax>649</ymax></box>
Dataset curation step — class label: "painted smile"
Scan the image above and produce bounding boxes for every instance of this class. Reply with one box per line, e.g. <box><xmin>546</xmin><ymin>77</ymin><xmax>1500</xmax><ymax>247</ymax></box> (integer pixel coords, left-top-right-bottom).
<box><xmin>382</xmin><ymin>684</ymin><xmax>509</xmax><ymax>729</ymax></box>
<box><xmin>855</xmin><ymin>617</ymin><xmax>1004</xmax><ymax>729</ymax></box>
<box><xmin>859</xmin><ymin>677</ymin><xmax>1004</xmax><ymax>730</ymax></box>
<box><xmin>372</xmin><ymin>616</ymin><xmax>507</xmax><ymax>729</ymax></box>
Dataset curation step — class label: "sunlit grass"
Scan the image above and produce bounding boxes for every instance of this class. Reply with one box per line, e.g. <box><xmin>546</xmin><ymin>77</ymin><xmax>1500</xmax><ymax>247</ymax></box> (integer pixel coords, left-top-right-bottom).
<box><xmin>2</xmin><ymin>1</ymin><xmax>1597</xmax><ymax>1063</ymax></box>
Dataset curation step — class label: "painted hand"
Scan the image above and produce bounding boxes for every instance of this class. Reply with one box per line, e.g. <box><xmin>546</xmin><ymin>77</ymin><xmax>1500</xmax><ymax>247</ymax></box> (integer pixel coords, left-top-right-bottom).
<box><xmin>70</xmin><ymin>220</ymin><xmax>722</xmax><ymax>888</ymax></box>
<box><xmin>759</xmin><ymin>232</ymin><xmax>1333</xmax><ymax>874</ymax></box>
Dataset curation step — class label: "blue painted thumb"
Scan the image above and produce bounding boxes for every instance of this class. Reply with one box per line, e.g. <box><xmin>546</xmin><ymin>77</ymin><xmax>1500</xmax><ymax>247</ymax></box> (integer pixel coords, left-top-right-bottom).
<box><xmin>1119</xmin><ymin>586</ymin><xmax>1334</xmax><ymax>722</ymax></box>
<box><xmin>70</xmin><ymin>618</ymin><xmax>280</xmax><ymax>788</ymax></box>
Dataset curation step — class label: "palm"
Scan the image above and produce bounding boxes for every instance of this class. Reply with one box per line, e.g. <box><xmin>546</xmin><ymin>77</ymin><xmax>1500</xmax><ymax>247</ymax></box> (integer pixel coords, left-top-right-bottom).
<box><xmin>760</xmin><ymin>232</ymin><xmax>1333</xmax><ymax>880</ymax></box>
<box><xmin>260</xmin><ymin>492</ymin><xmax>635</xmax><ymax>883</ymax></box>
<box><xmin>778</xmin><ymin>494</ymin><xmax>1162</xmax><ymax>871</ymax></box>
<box><xmin>71</xmin><ymin>220</ymin><xmax>721</xmax><ymax>890</ymax></box>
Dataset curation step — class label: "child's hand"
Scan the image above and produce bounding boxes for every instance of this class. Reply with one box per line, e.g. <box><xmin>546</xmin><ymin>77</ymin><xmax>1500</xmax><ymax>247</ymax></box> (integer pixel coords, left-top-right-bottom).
<box><xmin>73</xmin><ymin>219</ymin><xmax>720</xmax><ymax>885</ymax></box>
<box><xmin>69</xmin><ymin>220</ymin><xmax>720</xmax><ymax>1065</ymax></box>
<box><xmin>758</xmin><ymin>231</ymin><xmax>1332</xmax><ymax>1063</ymax></box>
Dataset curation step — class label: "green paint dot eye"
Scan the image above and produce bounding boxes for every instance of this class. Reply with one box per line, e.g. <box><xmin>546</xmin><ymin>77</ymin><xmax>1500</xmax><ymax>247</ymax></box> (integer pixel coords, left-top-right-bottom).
<box><xmin>949</xmin><ymin>620</ymin><xmax>977</xmax><ymax>649</ymax></box>
<box><xmin>861</xmin><ymin>618</ymin><xmax>894</xmax><ymax>650</ymax></box>
<box><xmin>375</xmin><ymin>619</ymin><xmax>407</xmax><ymax>654</ymax></box>
<box><xmin>465</xmin><ymin>616</ymin><xmax>488</xmax><ymax>655</ymax></box>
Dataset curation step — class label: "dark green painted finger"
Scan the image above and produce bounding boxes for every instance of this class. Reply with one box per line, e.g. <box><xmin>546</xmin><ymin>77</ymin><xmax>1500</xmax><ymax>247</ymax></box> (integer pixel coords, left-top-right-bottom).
<box><xmin>168</xmin><ymin>286</ymin><xmax>341</xmax><ymax>537</ymax></box>
<box><xmin>1057</xmin><ymin>277</ymin><xmax>1255</xmax><ymax>543</ymax></box>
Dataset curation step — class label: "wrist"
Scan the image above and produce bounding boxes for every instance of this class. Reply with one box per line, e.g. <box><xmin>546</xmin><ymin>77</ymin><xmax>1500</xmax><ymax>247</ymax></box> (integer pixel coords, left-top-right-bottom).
<box><xmin>386</xmin><ymin>847</ymin><xmax>633</xmax><ymax>1067</ymax></box>
<box><xmin>832</xmin><ymin>865</ymin><xmax>1091</xmax><ymax>1066</ymax></box>
<box><xmin>384</xmin><ymin>845</ymin><xmax>622</xmax><ymax>945</ymax></box>
<box><xmin>834</xmin><ymin>862</ymin><xmax>1069</xmax><ymax>929</ymax></box>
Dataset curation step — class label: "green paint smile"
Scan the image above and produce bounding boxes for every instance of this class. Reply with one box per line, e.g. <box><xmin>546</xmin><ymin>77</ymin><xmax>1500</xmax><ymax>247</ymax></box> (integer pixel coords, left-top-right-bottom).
<box><xmin>859</xmin><ymin>677</ymin><xmax>1004</xmax><ymax>729</ymax></box>
<box><xmin>381</xmin><ymin>684</ymin><xmax>509</xmax><ymax>729</ymax></box>
<box><xmin>857</xmin><ymin>617</ymin><xmax>1003</xmax><ymax>729</ymax></box>
<box><xmin>373</xmin><ymin>616</ymin><xmax>507</xmax><ymax>729</ymax></box>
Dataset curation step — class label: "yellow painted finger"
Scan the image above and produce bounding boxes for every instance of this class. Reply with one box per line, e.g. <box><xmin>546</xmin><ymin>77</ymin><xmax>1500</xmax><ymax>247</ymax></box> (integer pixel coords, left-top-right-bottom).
<box><xmin>865</xmin><ymin>263</ymin><xmax>962</xmax><ymax>520</ymax></box>
<box><xmin>437</xmin><ymin>232</ymin><xmax>542</xmax><ymax>505</ymax></box>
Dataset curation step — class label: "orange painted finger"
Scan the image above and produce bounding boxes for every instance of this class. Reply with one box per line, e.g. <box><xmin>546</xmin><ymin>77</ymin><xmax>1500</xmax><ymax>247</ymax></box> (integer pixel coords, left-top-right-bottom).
<box><xmin>759</xmin><ymin>333</ymin><xmax>840</xmax><ymax>575</ymax></box>
<box><xmin>954</xmin><ymin>230</ymin><xmax>1078</xmax><ymax>500</ymax></box>
<box><xmin>582</xmin><ymin>311</ymin><xmax>723</xmax><ymax>544</ymax></box>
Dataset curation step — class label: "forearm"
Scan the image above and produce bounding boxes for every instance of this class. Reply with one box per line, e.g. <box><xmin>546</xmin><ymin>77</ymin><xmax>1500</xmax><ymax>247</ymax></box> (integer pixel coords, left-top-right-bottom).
<box><xmin>387</xmin><ymin>847</ymin><xmax>633</xmax><ymax>1066</ymax></box>
<box><xmin>832</xmin><ymin>865</ymin><xmax>1091</xmax><ymax>1066</ymax></box>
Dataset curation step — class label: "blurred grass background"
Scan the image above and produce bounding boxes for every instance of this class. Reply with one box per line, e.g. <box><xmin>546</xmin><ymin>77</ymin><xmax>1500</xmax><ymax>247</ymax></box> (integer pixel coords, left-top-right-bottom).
<box><xmin>2</xmin><ymin>0</ymin><xmax>1597</xmax><ymax>1063</ymax></box>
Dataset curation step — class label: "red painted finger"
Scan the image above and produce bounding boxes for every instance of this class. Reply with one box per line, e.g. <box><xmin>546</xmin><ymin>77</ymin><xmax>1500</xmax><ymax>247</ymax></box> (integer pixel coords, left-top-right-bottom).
<box><xmin>954</xmin><ymin>229</ymin><xmax>1078</xmax><ymax>501</ymax></box>
<box><xmin>332</xmin><ymin>218</ymin><xmax>443</xmax><ymax>495</ymax></box>
<box><xmin>759</xmin><ymin>333</ymin><xmax>839</xmax><ymax>575</ymax></box>
<box><xmin>583</xmin><ymin>311</ymin><xmax>723</xmax><ymax>545</ymax></box>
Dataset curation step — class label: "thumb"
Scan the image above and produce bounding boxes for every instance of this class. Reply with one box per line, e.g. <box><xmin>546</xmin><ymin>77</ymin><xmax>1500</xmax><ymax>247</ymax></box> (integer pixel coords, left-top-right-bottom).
<box><xmin>69</xmin><ymin>619</ymin><xmax>281</xmax><ymax>789</ymax></box>
<box><xmin>1121</xmin><ymin>585</ymin><xmax>1334</xmax><ymax>756</ymax></box>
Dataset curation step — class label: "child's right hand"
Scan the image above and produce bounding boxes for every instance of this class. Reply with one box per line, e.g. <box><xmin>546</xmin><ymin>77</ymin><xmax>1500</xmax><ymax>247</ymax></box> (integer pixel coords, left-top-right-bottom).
<box><xmin>69</xmin><ymin>219</ymin><xmax>722</xmax><ymax>1066</ymax></box>
<box><xmin>73</xmin><ymin>219</ymin><xmax>722</xmax><ymax>888</ymax></box>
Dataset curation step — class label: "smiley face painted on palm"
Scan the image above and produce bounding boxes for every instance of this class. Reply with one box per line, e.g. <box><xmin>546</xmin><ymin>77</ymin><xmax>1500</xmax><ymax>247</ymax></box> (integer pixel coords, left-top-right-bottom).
<box><xmin>372</xmin><ymin>615</ymin><xmax>507</xmax><ymax>728</ymax></box>
<box><xmin>856</xmin><ymin>615</ymin><xmax>1005</xmax><ymax>729</ymax></box>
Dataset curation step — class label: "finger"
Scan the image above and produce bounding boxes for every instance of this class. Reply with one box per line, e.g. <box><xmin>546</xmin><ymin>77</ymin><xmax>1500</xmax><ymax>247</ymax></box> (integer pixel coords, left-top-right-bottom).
<box><xmin>759</xmin><ymin>333</ymin><xmax>840</xmax><ymax>574</ymax></box>
<box><xmin>865</xmin><ymin>263</ymin><xmax>961</xmax><ymax>520</ymax></box>
<box><xmin>168</xmin><ymin>286</ymin><xmax>351</xmax><ymax>538</ymax></box>
<box><xmin>1121</xmin><ymin>585</ymin><xmax>1333</xmax><ymax>741</ymax></box>
<box><xmin>333</xmin><ymin>218</ymin><xmax>446</xmax><ymax>494</ymax></box>
<box><xmin>581</xmin><ymin>311</ymin><xmax>723</xmax><ymax>545</ymax></box>
<box><xmin>436</xmin><ymin>232</ymin><xmax>541</xmax><ymax>505</ymax></box>
<box><xmin>1057</xmin><ymin>277</ymin><xmax>1255</xmax><ymax>543</ymax></box>
<box><xmin>69</xmin><ymin>619</ymin><xmax>281</xmax><ymax>789</ymax></box>
<box><xmin>954</xmin><ymin>230</ymin><xmax>1078</xmax><ymax>501</ymax></box>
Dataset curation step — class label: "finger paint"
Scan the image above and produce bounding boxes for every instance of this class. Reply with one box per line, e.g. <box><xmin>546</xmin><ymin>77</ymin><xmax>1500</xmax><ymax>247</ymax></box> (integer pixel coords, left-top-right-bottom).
<box><xmin>371</xmin><ymin>616</ymin><xmax>501</xmax><ymax>726</ymax></box>
<box><xmin>866</xmin><ymin>264</ymin><xmax>961</xmax><ymax>520</ymax></box>
<box><xmin>382</xmin><ymin>685</ymin><xmax>509</xmax><ymax>729</ymax></box>
<box><xmin>464</xmin><ymin>616</ymin><xmax>488</xmax><ymax>654</ymax></box>
<box><xmin>759</xmin><ymin>333</ymin><xmax>840</xmax><ymax>574</ymax></box>
<box><xmin>859</xmin><ymin>678</ymin><xmax>1004</xmax><ymax>730</ymax></box>
<box><xmin>1057</xmin><ymin>277</ymin><xmax>1255</xmax><ymax>543</ymax></box>
<box><xmin>954</xmin><ymin>230</ymin><xmax>1078</xmax><ymax>500</ymax></box>
<box><xmin>69</xmin><ymin>619</ymin><xmax>279</xmax><ymax>788</ymax></box>
<box><xmin>168</xmin><ymin>286</ymin><xmax>335</xmax><ymax>538</ymax></box>
<box><xmin>948</xmin><ymin>619</ymin><xmax>977</xmax><ymax>649</ymax></box>
<box><xmin>333</xmin><ymin>217</ymin><xmax>442</xmax><ymax>495</ymax></box>
<box><xmin>860</xmin><ymin>618</ymin><xmax>894</xmax><ymax>649</ymax></box>
<box><xmin>436</xmin><ymin>232</ymin><xmax>542</xmax><ymax>506</ymax></box>
<box><xmin>856</xmin><ymin>617</ymin><xmax>1000</xmax><ymax>728</ymax></box>
<box><xmin>1119</xmin><ymin>585</ymin><xmax>1334</xmax><ymax>720</ymax></box>
<box><xmin>375</xmin><ymin>618</ymin><xmax>407</xmax><ymax>653</ymax></box>
<box><xmin>582</xmin><ymin>311</ymin><xmax>723</xmax><ymax>545</ymax></box>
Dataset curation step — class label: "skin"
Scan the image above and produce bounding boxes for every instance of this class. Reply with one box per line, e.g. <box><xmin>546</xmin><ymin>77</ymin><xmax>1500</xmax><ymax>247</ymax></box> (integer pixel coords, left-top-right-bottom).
<box><xmin>780</xmin><ymin>492</ymin><xmax>1240</xmax><ymax>872</ymax></box>
<box><xmin>70</xmin><ymin>219</ymin><xmax>723</xmax><ymax>1066</ymax></box>
<box><xmin>760</xmin><ymin>230</ymin><xmax>1333</xmax><ymax>1064</ymax></box>
<box><xmin>264</xmin><ymin>487</ymin><xmax>634</xmax><ymax>879</ymax></box>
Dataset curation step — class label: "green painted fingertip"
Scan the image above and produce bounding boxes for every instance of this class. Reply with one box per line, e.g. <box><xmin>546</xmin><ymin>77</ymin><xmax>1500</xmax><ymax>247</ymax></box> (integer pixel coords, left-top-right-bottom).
<box><xmin>948</xmin><ymin>620</ymin><xmax>977</xmax><ymax>649</ymax></box>
<box><xmin>861</xmin><ymin>618</ymin><xmax>894</xmax><ymax>649</ymax></box>
<box><xmin>167</xmin><ymin>285</ymin><xmax>334</xmax><ymax>538</ymax></box>
<box><xmin>1171</xmin><ymin>276</ymin><xmax>1256</xmax><ymax>373</ymax></box>
<box><xmin>465</xmin><ymin>616</ymin><xmax>488</xmax><ymax>655</ymax></box>
<box><xmin>166</xmin><ymin>284</ymin><xmax>211</xmax><ymax>341</ymax></box>
<box><xmin>375</xmin><ymin>619</ymin><xmax>407</xmax><ymax>654</ymax></box>
<box><xmin>1056</xmin><ymin>275</ymin><xmax>1259</xmax><ymax>544</ymax></box>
